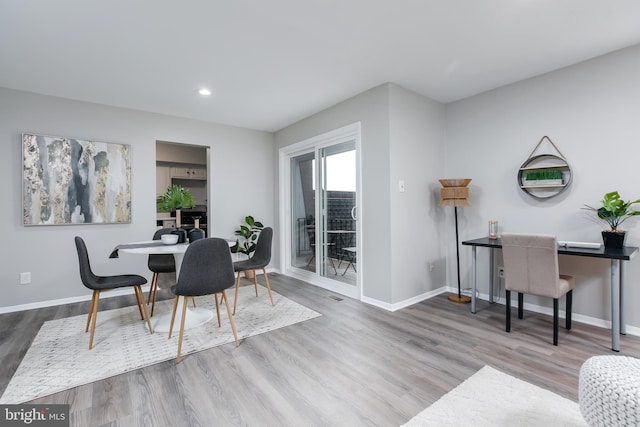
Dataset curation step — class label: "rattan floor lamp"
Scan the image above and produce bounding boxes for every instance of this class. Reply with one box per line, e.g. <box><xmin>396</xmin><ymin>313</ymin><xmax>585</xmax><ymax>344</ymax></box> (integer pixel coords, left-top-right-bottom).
<box><xmin>439</xmin><ymin>179</ymin><xmax>472</xmax><ymax>304</ymax></box>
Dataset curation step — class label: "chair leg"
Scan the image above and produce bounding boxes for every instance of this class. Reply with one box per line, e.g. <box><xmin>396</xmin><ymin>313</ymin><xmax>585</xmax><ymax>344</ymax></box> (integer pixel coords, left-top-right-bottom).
<box><xmin>88</xmin><ymin>290</ymin><xmax>101</xmax><ymax>350</ymax></box>
<box><xmin>168</xmin><ymin>296</ymin><xmax>180</xmax><ymax>339</ymax></box>
<box><xmin>252</xmin><ymin>271</ymin><xmax>259</xmax><ymax>297</ymax></box>
<box><xmin>86</xmin><ymin>290</ymin><xmax>99</xmax><ymax>332</ymax></box>
<box><xmin>222</xmin><ymin>290</ymin><xmax>239</xmax><ymax>347</ymax></box>
<box><xmin>233</xmin><ymin>271</ymin><xmax>241</xmax><ymax>315</ymax></box>
<box><xmin>506</xmin><ymin>290</ymin><xmax>511</xmax><ymax>332</ymax></box>
<box><xmin>133</xmin><ymin>284</ymin><xmax>144</xmax><ymax>320</ymax></box>
<box><xmin>553</xmin><ymin>298</ymin><xmax>559</xmax><ymax>345</ymax></box>
<box><xmin>214</xmin><ymin>293</ymin><xmax>221</xmax><ymax>327</ymax></box>
<box><xmin>566</xmin><ymin>290</ymin><xmax>573</xmax><ymax>330</ymax></box>
<box><xmin>176</xmin><ymin>297</ymin><xmax>189</xmax><ymax>363</ymax></box>
<box><xmin>149</xmin><ymin>273</ymin><xmax>159</xmax><ymax>317</ymax></box>
<box><xmin>192</xmin><ymin>298</ymin><xmax>197</xmax><ymax>308</ymax></box>
<box><xmin>517</xmin><ymin>293</ymin><xmax>524</xmax><ymax>319</ymax></box>
<box><xmin>263</xmin><ymin>268</ymin><xmax>275</xmax><ymax>307</ymax></box>
<box><xmin>134</xmin><ymin>285</ymin><xmax>154</xmax><ymax>334</ymax></box>
<box><xmin>135</xmin><ymin>291</ymin><xmax>144</xmax><ymax>320</ymax></box>
<box><xmin>147</xmin><ymin>272</ymin><xmax>158</xmax><ymax>304</ymax></box>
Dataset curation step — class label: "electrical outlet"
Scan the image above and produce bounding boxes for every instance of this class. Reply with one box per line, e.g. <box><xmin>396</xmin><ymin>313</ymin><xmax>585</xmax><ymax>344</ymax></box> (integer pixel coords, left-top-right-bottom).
<box><xmin>428</xmin><ymin>263</ymin><xmax>434</xmax><ymax>272</ymax></box>
<box><xmin>20</xmin><ymin>272</ymin><xmax>31</xmax><ymax>285</ymax></box>
<box><xmin>498</xmin><ymin>267</ymin><xmax>505</xmax><ymax>278</ymax></box>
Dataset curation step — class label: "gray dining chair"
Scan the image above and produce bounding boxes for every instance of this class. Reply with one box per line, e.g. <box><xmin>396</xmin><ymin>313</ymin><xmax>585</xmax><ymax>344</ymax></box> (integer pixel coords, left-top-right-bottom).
<box><xmin>233</xmin><ymin>227</ymin><xmax>275</xmax><ymax>314</ymax></box>
<box><xmin>74</xmin><ymin>236</ymin><xmax>153</xmax><ymax>349</ymax></box>
<box><xmin>168</xmin><ymin>238</ymin><xmax>239</xmax><ymax>363</ymax></box>
<box><xmin>147</xmin><ymin>228</ymin><xmax>176</xmax><ymax>316</ymax></box>
<box><xmin>501</xmin><ymin>233</ymin><xmax>575</xmax><ymax>345</ymax></box>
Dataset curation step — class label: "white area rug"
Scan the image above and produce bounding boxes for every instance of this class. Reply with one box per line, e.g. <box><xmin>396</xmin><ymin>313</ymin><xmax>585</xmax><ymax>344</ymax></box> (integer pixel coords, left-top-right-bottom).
<box><xmin>403</xmin><ymin>366</ymin><xmax>587</xmax><ymax>427</ymax></box>
<box><xmin>0</xmin><ymin>286</ymin><xmax>321</xmax><ymax>404</ymax></box>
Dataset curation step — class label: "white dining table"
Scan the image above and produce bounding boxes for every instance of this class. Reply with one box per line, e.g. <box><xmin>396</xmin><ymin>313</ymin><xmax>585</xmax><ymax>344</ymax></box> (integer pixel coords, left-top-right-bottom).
<box><xmin>115</xmin><ymin>239</ymin><xmax>235</xmax><ymax>334</ymax></box>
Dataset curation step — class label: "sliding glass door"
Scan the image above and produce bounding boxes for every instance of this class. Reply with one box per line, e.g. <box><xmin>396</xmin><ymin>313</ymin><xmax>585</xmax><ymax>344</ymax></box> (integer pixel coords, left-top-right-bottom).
<box><xmin>284</xmin><ymin>124</ymin><xmax>360</xmax><ymax>298</ymax></box>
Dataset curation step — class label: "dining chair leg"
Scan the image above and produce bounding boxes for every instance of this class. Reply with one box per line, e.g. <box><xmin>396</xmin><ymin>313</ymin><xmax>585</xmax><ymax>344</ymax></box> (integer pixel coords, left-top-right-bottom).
<box><xmin>86</xmin><ymin>290</ymin><xmax>98</xmax><ymax>332</ymax></box>
<box><xmin>214</xmin><ymin>293</ymin><xmax>221</xmax><ymax>327</ymax></box>
<box><xmin>168</xmin><ymin>296</ymin><xmax>180</xmax><ymax>339</ymax></box>
<box><xmin>566</xmin><ymin>290</ymin><xmax>573</xmax><ymax>330</ymax></box>
<box><xmin>252</xmin><ymin>271</ymin><xmax>259</xmax><ymax>297</ymax></box>
<box><xmin>262</xmin><ymin>268</ymin><xmax>275</xmax><ymax>307</ymax></box>
<box><xmin>133</xmin><ymin>284</ymin><xmax>145</xmax><ymax>320</ymax></box>
<box><xmin>233</xmin><ymin>271</ymin><xmax>241</xmax><ymax>315</ymax></box>
<box><xmin>134</xmin><ymin>285</ymin><xmax>154</xmax><ymax>334</ymax></box>
<box><xmin>149</xmin><ymin>273</ymin><xmax>159</xmax><ymax>316</ymax></box>
<box><xmin>147</xmin><ymin>273</ymin><xmax>158</xmax><ymax>304</ymax></box>
<box><xmin>88</xmin><ymin>290</ymin><xmax>101</xmax><ymax>350</ymax></box>
<box><xmin>222</xmin><ymin>290</ymin><xmax>239</xmax><ymax>347</ymax></box>
<box><xmin>505</xmin><ymin>289</ymin><xmax>511</xmax><ymax>332</ymax></box>
<box><xmin>553</xmin><ymin>298</ymin><xmax>559</xmax><ymax>346</ymax></box>
<box><xmin>192</xmin><ymin>298</ymin><xmax>197</xmax><ymax>308</ymax></box>
<box><xmin>176</xmin><ymin>297</ymin><xmax>189</xmax><ymax>363</ymax></box>
<box><xmin>517</xmin><ymin>293</ymin><xmax>524</xmax><ymax>319</ymax></box>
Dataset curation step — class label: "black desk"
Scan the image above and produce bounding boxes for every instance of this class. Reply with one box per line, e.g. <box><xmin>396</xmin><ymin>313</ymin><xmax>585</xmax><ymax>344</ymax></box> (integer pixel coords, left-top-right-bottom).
<box><xmin>462</xmin><ymin>237</ymin><xmax>638</xmax><ymax>351</ymax></box>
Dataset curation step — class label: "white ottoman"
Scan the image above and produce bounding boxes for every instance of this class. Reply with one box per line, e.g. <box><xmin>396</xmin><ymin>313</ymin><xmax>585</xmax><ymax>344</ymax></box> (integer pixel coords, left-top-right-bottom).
<box><xmin>579</xmin><ymin>355</ymin><xmax>640</xmax><ymax>426</ymax></box>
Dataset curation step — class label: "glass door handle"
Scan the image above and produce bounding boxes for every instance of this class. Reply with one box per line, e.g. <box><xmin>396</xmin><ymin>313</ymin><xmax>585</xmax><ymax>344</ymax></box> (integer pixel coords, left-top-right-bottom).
<box><xmin>351</xmin><ymin>206</ymin><xmax>357</xmax><ymax>220</ymax></box>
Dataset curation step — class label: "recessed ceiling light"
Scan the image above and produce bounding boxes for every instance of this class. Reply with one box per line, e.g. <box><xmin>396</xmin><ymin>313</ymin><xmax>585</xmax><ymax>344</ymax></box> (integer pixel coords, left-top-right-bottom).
<box><xmin>198</xmin><ymin>88</ymin><xmax>211</xmax><ymax>96</ymax></box>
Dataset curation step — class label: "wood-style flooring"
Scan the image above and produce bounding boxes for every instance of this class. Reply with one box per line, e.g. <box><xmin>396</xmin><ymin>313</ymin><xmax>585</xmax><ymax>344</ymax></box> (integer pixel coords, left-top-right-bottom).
<box><xmin>2</xmin><ymin>273</ymin><xmax>640</xmax><ymax>427</ymax></box>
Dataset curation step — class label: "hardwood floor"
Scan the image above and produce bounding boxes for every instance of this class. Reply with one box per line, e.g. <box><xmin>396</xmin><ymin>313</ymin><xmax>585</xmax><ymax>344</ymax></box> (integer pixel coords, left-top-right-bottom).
<box><xmin>2</xmin><ymin>273</ymin><xmax>640</xmax><ymax>426</ymax></box>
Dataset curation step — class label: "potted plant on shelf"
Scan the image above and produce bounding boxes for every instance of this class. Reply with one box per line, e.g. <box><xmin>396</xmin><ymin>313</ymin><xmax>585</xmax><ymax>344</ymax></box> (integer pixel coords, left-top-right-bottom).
<box><xmin>583</xmin><ymin>191</ymin><xmax>640</xmax><ymax>249</ymax></box>
<box><xmin>234</xmin><ymin>215</ymin><xmax>264</xmax><ymax>278</ymax></box>
<box><xmin>522</xmin><ymin>169</ymin><xmax>564</xmax><ymax>186</ymax></box>
<box><xmin>157</xmin><ymin>185</ymin><xmax>195</xmax><ymax>243</ymax></box>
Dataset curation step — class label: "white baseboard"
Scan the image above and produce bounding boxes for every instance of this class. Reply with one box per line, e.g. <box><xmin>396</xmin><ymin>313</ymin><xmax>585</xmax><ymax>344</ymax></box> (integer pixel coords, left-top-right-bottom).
<box><xmin>361</xmin><ymin>286</ymin><xmax>449</xmax><ymax>312</ymax></box>
<box><xmin>454</xmin><ymin>286</ymin><xmax>640</xmax><ymax>338</ymax></box>
<box><xmin>0</xmin><ymin>285</ymin><xmax>150</xmax><ymax>315</ymax></box>
<box><xmin>0</xmin><ymin>269</ymin><xmax>280</xmax><ymax>315</ymax></box>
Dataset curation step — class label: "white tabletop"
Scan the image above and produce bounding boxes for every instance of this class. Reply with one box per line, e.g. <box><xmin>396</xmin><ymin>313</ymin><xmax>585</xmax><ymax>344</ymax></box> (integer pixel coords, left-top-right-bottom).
<box><xmin>116</xmin><ymin>239</ymin><xmax>235</xmax><ymax>333</ymax></box>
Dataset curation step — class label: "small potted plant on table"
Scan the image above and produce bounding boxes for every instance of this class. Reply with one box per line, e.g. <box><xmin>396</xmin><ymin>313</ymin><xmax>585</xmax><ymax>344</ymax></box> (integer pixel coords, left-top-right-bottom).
<box><xmin>583</xmin><ymin>191</ymin><xmax>640</xmax><ymax>249</ymax></box>
<box><xmin>157</xmin><ymin>185</ymin><xmax>195</xmax><ymax>243</ymax></box>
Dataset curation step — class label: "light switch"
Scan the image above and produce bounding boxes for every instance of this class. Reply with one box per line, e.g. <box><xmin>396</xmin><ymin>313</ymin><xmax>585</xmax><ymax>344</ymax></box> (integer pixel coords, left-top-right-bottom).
<box><xmin>399</xmin><ymin>180</ymin><xmax>405</xmax><ymax>192</ymax></box>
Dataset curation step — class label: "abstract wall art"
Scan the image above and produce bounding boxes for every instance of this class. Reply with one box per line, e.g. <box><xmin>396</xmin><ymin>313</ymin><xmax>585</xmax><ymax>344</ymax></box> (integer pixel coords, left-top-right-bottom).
<box><xmin>22</xmin><ymin>133</ymin><xmax>132</xmax><ymax>225</ymax></box>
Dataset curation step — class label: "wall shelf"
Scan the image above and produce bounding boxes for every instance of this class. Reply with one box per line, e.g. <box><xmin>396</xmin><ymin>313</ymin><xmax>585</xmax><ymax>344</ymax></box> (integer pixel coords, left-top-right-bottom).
<box><xmin>517</xmin><ymin>137</ymin><xmax>572</xmax><ymax>200</ymax></box>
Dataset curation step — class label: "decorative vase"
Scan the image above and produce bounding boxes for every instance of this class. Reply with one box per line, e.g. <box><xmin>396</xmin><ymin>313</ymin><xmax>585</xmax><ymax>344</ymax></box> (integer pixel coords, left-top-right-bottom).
<box><xmin>171</xmin><ymin>208</ymin><xmax>187</xmax><ymax>243</ymax></box>
<box><xmin>188</xmin><ymin>217</ymin><xmax>205</xmax><ymax>243</ymax></box>
<box><xmin>602</xmin><ymin>230</ymin><xmax>626</xmax><ymax>249</ymax></box>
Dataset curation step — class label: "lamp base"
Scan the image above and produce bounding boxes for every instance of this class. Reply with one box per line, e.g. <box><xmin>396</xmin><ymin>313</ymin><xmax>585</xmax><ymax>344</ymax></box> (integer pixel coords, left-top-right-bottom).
<box><xmin>448</xmin><ymin>294</ymin><xmax>471</xmax><ymax>304</ymax></box>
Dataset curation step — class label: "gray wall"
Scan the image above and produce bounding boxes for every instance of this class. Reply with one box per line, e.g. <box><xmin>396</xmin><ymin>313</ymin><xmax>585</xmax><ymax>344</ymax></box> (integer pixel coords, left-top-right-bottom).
<box><xmin>445</xmin><ymin>44</ymin><xmax>640</xmax><ymax>330</ymax></box>
<box><xmin>275</xmin><ymin>83</ymin><xmax>447</xmax><ymax>305</ymax></box>
<box><xmin>388</xmin><ymin>84</ymin><xmax>446</xmax><ymax>303</ymax></box>
<box><xmin>1</xmin><ymin>87</ymin><xmax>274</xmax><ymax>311</ymax></box>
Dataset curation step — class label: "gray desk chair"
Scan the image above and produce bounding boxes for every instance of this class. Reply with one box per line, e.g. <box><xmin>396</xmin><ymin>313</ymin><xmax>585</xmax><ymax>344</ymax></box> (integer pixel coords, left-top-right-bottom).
<box><xmin>233</xmin><ymin>227</ymin><xmax>275</xmax><ymax>314</ymax></box>
<box><xmin>501</xmin><ymin>233</ymin><xmax>574</xmax><ymax>345</ymax></box>
<box><xmin>147</xmin><ymin>228</ymin><xmax>176</xmax><ymax>316</ymax></box>
<box><xmin>74</xmin><ymin>236</ymin><xmax>153</xmax><ymax>349</ymax></box>
<box><xmin>168</xmin><ymin>238</ymin><xmax>239</xmax><ymax>363</ymax></box>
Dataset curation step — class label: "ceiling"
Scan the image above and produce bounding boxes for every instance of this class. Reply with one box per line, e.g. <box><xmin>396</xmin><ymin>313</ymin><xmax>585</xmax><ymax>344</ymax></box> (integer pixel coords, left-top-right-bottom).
<box><xmin>2</xmin><ymin>1</ymin><xmax>640</xmax><ymax>132</ymax></box>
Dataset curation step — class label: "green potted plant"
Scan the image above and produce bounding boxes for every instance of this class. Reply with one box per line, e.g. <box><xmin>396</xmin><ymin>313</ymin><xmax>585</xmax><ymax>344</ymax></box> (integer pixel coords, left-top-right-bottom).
<box><xmin>158</xmin><ymin>185</ymin><xmax>195</xmax><ymax>242</ymax></box>
<box><xmin>234</xmin><ymin>216</ymin><xmax>264</xmax><ymax>277</ymax></box>
<box><xmin>523</xmin><ymin>169</ymin><xmax>564</xmax><ymax>186</ymax></box>
<box><xmin>583</xmin><ymin>191</ymin><xmax>640</xmax><ymax>248</ymax></box>
<box><xmin>235</xmin><ymin>215</ymin><xmax>264</xmax><ymax>256</ymax></box>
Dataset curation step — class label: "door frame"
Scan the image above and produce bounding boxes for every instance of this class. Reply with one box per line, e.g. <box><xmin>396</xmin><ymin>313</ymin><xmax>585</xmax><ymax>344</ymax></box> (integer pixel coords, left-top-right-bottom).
<box><xmin>278</xmin><ymin>122</ymin><xmax>362</xmax><ymax>300</ymax></box>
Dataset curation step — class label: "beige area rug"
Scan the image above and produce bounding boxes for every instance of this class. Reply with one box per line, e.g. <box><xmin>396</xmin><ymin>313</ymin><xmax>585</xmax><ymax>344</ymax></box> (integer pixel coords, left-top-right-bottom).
<box><xmin>402</xmin><ymin>366</ymin><xmax>587</xmax><ymax>427</ymax></box>
<box><xmin>0</xmin><ymin>286</ymin><xmax>321</xmax><ymax>404</ymax></box>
